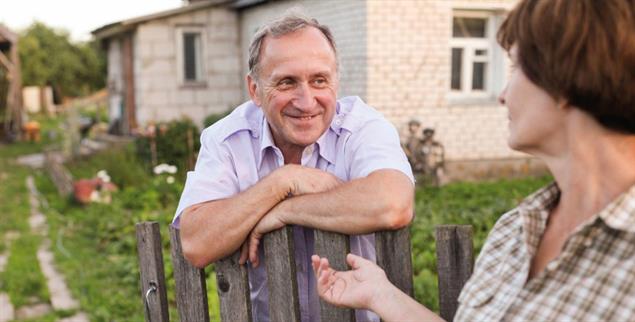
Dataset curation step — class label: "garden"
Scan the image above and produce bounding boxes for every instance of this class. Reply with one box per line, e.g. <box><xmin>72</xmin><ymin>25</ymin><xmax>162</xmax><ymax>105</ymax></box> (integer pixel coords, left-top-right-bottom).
<box><xmin>0</xmin><ymin>110</ymin><xmax>550</xmax><ymax>321</ymax></box>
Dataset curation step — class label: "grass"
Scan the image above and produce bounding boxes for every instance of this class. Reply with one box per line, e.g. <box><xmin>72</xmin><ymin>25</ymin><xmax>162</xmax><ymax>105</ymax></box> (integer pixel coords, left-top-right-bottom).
<box><xmin>0</xmin><ymin>139</ymin><xmax>52</xmax><ymax>310</ymax></box>
<box><xmin>1</xmin><ymin>117</ymin><xmax>552</xmax><ymax>319</ymax></box>
<box><xmin>410</xmin><ymin>175</ymin><xmax>552</xmax><ymax>311</ymax></box>
<box><xmin>33</xmin><ymin>144</ymin><xmax>221</xmax><ymax>321</ymax></box>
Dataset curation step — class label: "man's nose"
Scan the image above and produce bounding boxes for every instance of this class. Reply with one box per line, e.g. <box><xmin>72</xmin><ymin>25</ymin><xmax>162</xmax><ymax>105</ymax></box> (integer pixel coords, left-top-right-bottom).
<box><xmin>292</xmin><ymin>83</ymin><xmax>316</xmax><ymax>111</ymax></box>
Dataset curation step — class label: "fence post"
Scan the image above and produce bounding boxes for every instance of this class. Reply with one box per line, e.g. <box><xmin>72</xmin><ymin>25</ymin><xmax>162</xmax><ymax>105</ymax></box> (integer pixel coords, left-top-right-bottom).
<box><xmin>314</xmin><ymin>230</ymin><xmax>354</xmax><ymax>322</ymax></box>
<box><xmin>216</xmin><ymin>252</ymin><xmax>252</xmax><ymax>322</ymax></box>
<box><xmin>169</xmin><ymin>226</ymin><xmax>210</xmax><ymax>322</ymax></box>
<box><xmin>375</xmin><ymin>226</ymin><xmax>414</xmax><ymax>297</ymax></box>
<box><xmin>435</xmin><ymin>225</ymin><xmax>473</xmax><ymax>322</ymax></box>
<box><xmin>264</xmin><ymin>226</ymin><xmax>301</xmax><ymax>322</ymax></box>
<box><xmin>136</xmin><ymin>222</ymin><xmax>170</xmax><ymax>322</ymax></box>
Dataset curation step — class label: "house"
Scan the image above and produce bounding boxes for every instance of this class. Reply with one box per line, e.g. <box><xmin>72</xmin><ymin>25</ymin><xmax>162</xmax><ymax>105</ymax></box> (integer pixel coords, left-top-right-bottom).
<box><xmin>94</xmin><ymin>0</ymin><xmax>544</xmax><ymax>179</ymax></box>
<box><xmin>0</xmin><ymin>24</ymin><xmax>23</xmax><ymax>141</ymax></box>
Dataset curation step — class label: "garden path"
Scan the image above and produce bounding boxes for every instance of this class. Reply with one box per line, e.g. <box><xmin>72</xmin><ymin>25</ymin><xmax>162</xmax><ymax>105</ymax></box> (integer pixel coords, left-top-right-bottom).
<box><xmin>22</xmin><ymin>176</ymin><xmax>89</xmax><ymax>322</ymax></box>
<box><xmin>0</xmin><ymin>233</ymin><xmax>15</xmax><ymax>322</ymax></box>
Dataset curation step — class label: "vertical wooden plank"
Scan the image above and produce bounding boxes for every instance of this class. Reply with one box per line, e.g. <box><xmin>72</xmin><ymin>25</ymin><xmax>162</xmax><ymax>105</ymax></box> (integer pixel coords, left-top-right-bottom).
<box><xmin>435</xmin><ymin>225</ymin><xmax>473</xmax><ymax>322</ymax></box>
<box><xmin>375</xmin><ymin>226</ymin><xmax>414</xmax><ymax>297</ymax></box>
<box><xmin>215</xmin><ymin>253</ymin><xmax>251</xmax><ymax>322</ymax></box>
<box><xmin>263</xmin><ymin>226</ymin><xmax>301</xmax><ymax>322</ymax></box>
<box><xmin>169</xmin><ymin>226</ymin><xmax>210</xmax><ymax>322</ymax></box>
<box><xmin>314</xmin><ymin>230</ymin><xmax>354</xmax><ymax>322</ymax></box>
<box><xmin>136</xmin><ymin>222</ymin><xmax>169</xmax><ymax>322</ymax></box>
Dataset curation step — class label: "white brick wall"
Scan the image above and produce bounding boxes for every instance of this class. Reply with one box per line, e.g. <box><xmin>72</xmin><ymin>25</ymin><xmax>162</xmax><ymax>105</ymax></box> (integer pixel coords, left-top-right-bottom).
<box><xmin>133</xmin><ymin>7</ymin><xmax>243</xmax><ymax>128</ymax></box>
<box><xmin>239</xmin><ymin>0</ymin><xmax>367</xmax><ymax>100</ymax></box>
<box><xmin>365</xmin><ymin>0</ymin><xmax>525</xmax><ymax>160</ymax></box>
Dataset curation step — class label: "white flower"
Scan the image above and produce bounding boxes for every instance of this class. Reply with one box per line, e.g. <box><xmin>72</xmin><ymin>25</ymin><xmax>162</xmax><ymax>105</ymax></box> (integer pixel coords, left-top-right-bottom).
<box><xmin>97</xmin><ymin>170</ymin><xmax>111</xmax><ymax>183</ymax></box>
<box><xmin>154</xmin><ymin>163</ymin><xmax>177</xmax><ymax>175</ymax></box>
<box><xmin>166</xmin><ymin>176</ymin><xmax>175</xmax><ymax>184</ymax></box>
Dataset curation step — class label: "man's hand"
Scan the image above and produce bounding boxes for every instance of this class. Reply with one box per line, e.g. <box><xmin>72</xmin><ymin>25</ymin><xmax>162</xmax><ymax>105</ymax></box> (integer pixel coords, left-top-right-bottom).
<box><xmin>239</xmin><ymin>208</ymin><xmax>285</xmax><ymax>267</ymax></box>
<box><xmin>280</xmin><ymin>164</ymin><xmax>342</xmax><ymax>196</ymax></box>
<box><xmin>239</xmin><ymin>165</ymin><xmax>342</xmax><ymax>267</ymax></box>
<box><xmin>311</xmin><ymin>253</ymin><xmax>389</xmax><ymax>310</ymax></box>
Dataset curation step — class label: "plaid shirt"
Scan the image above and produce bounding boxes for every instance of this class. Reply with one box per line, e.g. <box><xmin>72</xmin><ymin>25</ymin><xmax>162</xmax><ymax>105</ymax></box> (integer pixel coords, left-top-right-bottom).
<box><xmin>455</xmin><ymin>182</ymin><xmax>635</xmax><ymax>321</ymax></box>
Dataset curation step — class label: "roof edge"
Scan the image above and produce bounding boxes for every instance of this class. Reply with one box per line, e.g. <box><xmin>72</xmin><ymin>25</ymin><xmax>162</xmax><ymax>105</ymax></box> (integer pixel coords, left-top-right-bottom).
<box><xmin>92</xmin><ymin>0</ymin><xmax>232</xmax><ymax>40</ymax></box>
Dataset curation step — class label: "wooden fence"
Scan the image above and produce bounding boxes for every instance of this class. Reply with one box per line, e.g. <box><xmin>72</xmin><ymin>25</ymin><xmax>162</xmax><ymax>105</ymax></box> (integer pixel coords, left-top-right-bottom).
<box><xmin>136</xmin><ymin>222</ymin><xmax>473</xmax><ymax>322</ymax></box>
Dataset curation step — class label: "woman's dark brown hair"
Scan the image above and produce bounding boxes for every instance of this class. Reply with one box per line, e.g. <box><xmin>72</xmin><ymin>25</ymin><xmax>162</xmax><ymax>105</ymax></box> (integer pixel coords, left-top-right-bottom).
<box><xmin>497</xmin><ymin>0</ymin><xmax>635</xmax><ymax>134</ymax></box>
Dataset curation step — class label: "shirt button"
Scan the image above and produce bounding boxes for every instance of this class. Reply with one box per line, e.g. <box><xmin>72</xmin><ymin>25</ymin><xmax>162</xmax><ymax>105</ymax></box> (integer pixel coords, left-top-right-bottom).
<box><xmin>303</xmin><ymin>145</ymin><xmax>314</xmax><ymax>156</ymax></box>
<box><xmin>546</xmin><ymin>261</ymin><xmax>559</xmax><ymax>271</ymax></box>
<box><xmin>334</xmin><ymin>119</ymin><xmax>342</xmax><ymax>126</ymax></box>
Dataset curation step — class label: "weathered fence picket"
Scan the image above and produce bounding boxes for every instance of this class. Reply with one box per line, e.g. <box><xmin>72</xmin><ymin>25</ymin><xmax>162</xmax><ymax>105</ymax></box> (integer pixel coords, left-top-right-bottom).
<box><xmin>136</xmin><ymin>222</ymin><xmax>169</xmax><ymax>322</ymax></box>
<box><xmin>314</xmin><ymin>229</ymin><xmax>354</xmax><ymax>322</ymax></box>
<box><xmin>168</xmin><ymin>227</ymin><xmax>209</xmax><ymax>322</ymax></box>
<box><xmin>435</xmin><ymin>225</ymin><xmax>474</xmax><ymax>322</ymax></box>
<box><xmin>263</xmin><ymin>226</ymin><xmax>301</xmax><ymax>322</ymax></box>
<box><xmin>136</xmin><ymin>222</ymin><xmax>474</xmax><ymax>322</ymax></box>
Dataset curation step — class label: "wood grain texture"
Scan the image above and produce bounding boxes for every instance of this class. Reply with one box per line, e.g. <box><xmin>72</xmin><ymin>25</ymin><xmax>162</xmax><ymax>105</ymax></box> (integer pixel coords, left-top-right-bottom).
<box><xmin>263</xmin><ymin>226</ymin><xmax>301</xmax><ymax>322</ymax></box>
<box><xmin>169</xmin><ymin>226</ymin><xmax>210</xmax><ymax>322</ymax></box>
<box><xmin>435</xmin><ymin>225</ymin><xmax>474</xmax><ymax>322</ymax></box>
<box><xmin>135</xmin><ymin>222</ymin><xmax>169</xmax><ymax>322</ymax></box>
<box><xmin>314</xmin><ymin>230</ymin><xmax>354</xmax><ymax>322</ymax></box>
<box><xmin>216</xmin><ymin>252</ymin><xmax>252</xmax><ymax>322</ymax></box>
<box><xmin>375</xmin><ymin>227</ymin><xmax>414</xmax><ymax>297</ymax></box>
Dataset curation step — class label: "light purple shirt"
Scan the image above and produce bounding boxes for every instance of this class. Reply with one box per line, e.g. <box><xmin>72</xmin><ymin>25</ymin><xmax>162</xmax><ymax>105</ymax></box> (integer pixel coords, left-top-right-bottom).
<box><xmin>173</xmin><ymin>96</ymin><xmax>414</xmax><ymax>322</ymax></box>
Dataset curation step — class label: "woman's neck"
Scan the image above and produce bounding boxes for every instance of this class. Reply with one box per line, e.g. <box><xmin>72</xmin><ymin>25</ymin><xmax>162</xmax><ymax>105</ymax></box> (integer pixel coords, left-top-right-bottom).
<box><xmin>539</xmin><ymin>112</ymin><xmax>635</xmax><ymax>227</ymax></box>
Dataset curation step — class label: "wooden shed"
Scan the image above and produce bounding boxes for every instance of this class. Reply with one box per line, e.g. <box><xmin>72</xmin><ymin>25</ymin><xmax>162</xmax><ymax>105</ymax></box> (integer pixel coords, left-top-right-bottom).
<box><xmin>0</xmin><ymin>24</ymin><xmax>23</xmax><ymax>141</ymax></box>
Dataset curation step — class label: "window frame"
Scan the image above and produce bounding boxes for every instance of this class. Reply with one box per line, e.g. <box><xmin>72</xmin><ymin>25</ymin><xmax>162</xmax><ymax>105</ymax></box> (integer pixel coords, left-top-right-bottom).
<box><xmin>448</xmin><ymin>10</ymin><xmax>503</xmax><ymax>103</ymax></box>
<box><xmin>176</xmin><ymin>25</ymin><xmax>207</xmax><ymax>86</ymax></box>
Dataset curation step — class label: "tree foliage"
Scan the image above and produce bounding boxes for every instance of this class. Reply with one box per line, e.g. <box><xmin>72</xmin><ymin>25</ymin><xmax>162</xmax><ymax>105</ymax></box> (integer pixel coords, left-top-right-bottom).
<box><xmin>18</xmin><ymin>21</ymin><xmax>105</xmax><ymax>98</ymax></box>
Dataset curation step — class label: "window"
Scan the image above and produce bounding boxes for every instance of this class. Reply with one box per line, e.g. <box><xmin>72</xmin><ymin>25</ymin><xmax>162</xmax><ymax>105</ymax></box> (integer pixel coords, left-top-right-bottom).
<box><xmin>176</xmin><ymin>26</ymin><xmax>206</xmax><ymax>85</ymax></box>
<box><xmin>450</xmin><ymin>11</ymin><xmax>503</xmax><ymax>101</ymax></box>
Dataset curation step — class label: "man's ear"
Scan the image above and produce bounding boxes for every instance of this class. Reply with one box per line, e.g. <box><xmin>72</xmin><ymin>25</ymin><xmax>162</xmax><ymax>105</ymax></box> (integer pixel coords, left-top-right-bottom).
<box><xmin>246</xmin><ymin>74</ymin><xmax>261</xmax><ymax>106</ymax></box>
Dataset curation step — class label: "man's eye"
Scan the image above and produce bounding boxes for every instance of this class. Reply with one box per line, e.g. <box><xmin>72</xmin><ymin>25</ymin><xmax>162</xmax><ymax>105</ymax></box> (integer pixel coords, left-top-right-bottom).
<box><xmin>312</xmin><ymin>78</ymin><xmax>327</xmax><ymax>87</ymax></box>
<box><xmin>278</xmin><ymin>79</ymin><xmax>294</xmax><ymax>89</ymax></box>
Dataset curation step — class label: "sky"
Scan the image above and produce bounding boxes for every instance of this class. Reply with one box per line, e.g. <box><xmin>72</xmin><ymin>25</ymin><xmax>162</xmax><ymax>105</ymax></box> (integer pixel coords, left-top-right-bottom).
<box><xmin>0</xmin><ymin>0</ymin><xmax>184</xmax><ymax>41</ymax></box>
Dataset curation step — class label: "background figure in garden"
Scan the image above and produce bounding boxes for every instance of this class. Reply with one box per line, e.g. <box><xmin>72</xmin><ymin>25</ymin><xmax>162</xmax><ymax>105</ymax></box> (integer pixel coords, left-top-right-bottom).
<box><xmin>312</xmin><ymin>0</ymin><xmax>635</xmax><ymax>321</ymax></box>
<box><xmin>172</xmin><ymin>11</ymin><xmax>414</xmax><ymax>322</ymax></box>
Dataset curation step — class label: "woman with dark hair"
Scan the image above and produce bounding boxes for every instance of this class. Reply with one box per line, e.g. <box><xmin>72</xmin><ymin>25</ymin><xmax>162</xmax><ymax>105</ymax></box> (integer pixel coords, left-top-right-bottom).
<box><xmin>312</xmin><ymin>0</ymin><xmax>635</xmax><ymax>320</ymax></box>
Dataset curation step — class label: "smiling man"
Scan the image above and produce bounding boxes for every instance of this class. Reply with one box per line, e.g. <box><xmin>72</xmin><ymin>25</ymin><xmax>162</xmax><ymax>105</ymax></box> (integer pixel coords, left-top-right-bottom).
<box><xmin>172</xmin><ymin>11</ymin><xmax>414</xmax><ymax>322</ymax></box>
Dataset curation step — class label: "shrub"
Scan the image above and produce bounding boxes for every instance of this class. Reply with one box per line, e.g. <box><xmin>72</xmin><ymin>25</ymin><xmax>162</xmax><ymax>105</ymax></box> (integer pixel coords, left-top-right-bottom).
<box><xmin>135</xmin><ymin>118</ymin><xmax>201</xmax><ymax>175</ymax></box>
<box><xmin>203</xmin><ymin>110</ymin><xmax>231</xmax><ymax>129</ymax></box>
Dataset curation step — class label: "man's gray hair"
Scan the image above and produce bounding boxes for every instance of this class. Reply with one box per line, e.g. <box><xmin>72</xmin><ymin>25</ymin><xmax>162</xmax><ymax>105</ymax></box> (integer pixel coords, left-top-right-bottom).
<box><xmin>247</xmin><ymin>9</ymin><xmax>338</xmax><ymax>79</ymax></box>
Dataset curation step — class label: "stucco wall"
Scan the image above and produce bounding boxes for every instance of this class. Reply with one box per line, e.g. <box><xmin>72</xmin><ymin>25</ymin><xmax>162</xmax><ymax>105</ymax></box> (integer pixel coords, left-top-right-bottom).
<box><xmin>133</xmin><ymin>6</ymin><xmax>243</xmax><ymax>127</ymax></box>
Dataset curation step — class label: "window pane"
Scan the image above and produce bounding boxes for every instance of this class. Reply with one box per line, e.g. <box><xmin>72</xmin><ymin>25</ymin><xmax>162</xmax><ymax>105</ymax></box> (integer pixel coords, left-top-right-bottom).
<box><xmin>184</xmin><ymin>33</ymin><xmax>200</xmax><ymax>81</ymax></box>
<box><xmin>472</xmin><ymin>62</ymin><xmax>486</xmax><ymax>90</ymax></box>
<box><xmin>475</xmin><ymin>49</ymin><xmax>487</xmax><ymax>56</ymax></box>
<box><xmin>451</xmin><ymin>48</ymin><xmax>463</xmax><ymax>90</ymax></box>
<box><xmin>453</xmin><ymin>17</ymin><xmax>486</xmax><ymax>38</ymax></box>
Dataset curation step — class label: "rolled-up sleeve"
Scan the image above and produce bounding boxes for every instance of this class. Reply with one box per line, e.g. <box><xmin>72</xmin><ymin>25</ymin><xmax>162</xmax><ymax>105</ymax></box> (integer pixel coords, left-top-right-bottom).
<box><xmin>172</xmin><ymin>129</ymin><xmax>239</xmax><ymax>228</ymax></box>
<box><xmin>347</xmin><ymin>119</ymin><xmax>415</xmax><ymax>184</ymax></box>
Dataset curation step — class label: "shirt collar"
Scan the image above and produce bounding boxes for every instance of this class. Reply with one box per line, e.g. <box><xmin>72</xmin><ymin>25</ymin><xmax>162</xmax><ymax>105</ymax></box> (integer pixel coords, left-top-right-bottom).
<box><xmin>257</xmin><ymin>118</ymin><xmax>278</xmax><ymax>169</ymax></box>
<box><xmin>597</xmin><ymin>183</ymin><xmax>635</xmax><ymax>233</ymax></box>
<box><xmin>257</xmin><ymin>113</ymin><xmax>339</xmax><ymax>169</ymax></box>
<box><xmin>518</xmin><ymin>181</ymin><xmax>635</xmax><ymax>253</ymax></box>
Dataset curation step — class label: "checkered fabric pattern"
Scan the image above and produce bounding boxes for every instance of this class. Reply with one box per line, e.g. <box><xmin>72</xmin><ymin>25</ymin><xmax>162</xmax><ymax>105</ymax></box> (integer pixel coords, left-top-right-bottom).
<box><xmin>454</xmin><ymin>183</ymin><xmax>635</xmax><ymax>321</ymax></box>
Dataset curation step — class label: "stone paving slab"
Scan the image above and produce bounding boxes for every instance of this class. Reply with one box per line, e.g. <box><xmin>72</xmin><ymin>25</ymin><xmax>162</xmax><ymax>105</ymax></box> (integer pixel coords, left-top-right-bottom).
<box><xmin>58</xmin><ymin>312</ymin><xmax>90</xmax><ymax>322</ymax></box>
<box><xmin>0</xmin><ymin>292</ymin><xmax>14</xmax><ymax>322</ymax></box>
<box><xmin>15</xmin><ymin>302</ymin><xmax>52</xmax><ymax>320</ymax></box>
<box><xmin>25</xmin><ymin>175</ymin><xmax>85</xmax><ymax>316</ymax></box>
<box><xmin>16</xmin><ymin>153</ymin><xmax>45</xmax><ymax>168</ymax></box>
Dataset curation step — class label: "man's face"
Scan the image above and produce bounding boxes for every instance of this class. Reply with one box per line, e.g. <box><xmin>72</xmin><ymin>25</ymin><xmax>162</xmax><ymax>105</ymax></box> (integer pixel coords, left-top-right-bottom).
<box><xmin>247</xmin><ymin>27</ymin><xmax>338</xmax><ymax>154</ymax></box>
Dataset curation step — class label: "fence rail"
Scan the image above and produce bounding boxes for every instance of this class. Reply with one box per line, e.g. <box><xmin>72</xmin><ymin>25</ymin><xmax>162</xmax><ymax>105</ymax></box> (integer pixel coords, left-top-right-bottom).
<box><xmin>135</xmin><ymin>222</ymin><xmax>473</xmax><ymax>322</ymax></box>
